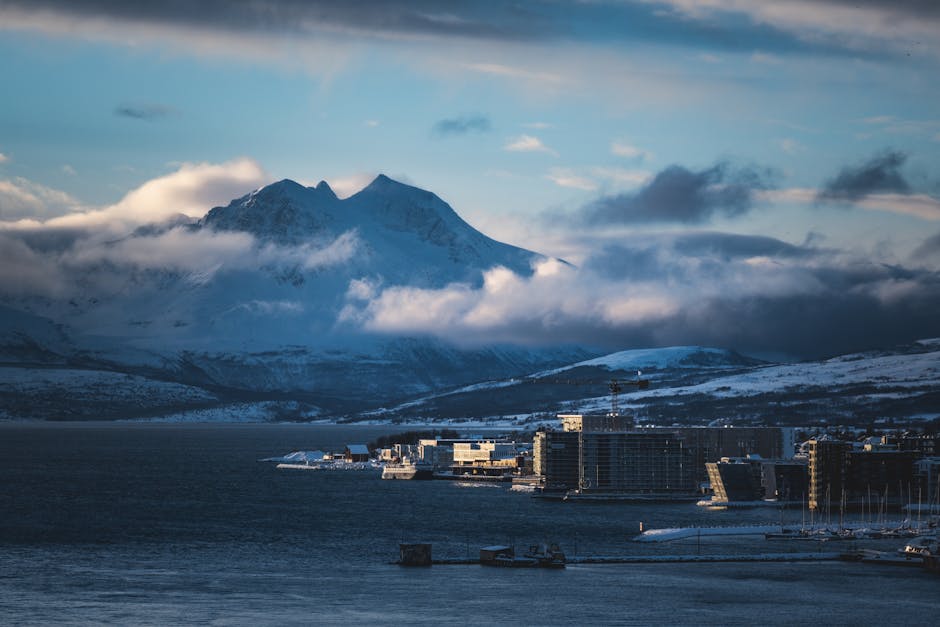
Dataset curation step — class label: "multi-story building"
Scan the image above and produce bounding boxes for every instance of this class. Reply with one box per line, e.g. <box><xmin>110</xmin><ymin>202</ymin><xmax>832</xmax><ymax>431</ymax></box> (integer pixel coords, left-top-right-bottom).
<box><xmin>533</xmin><ymin>429</ymin><xmax>580</xmax><ymax>491</ymax></box>
<box><xmin>534</xmin><ymin>415</ymin><xmax>695</xmax><ymax>496</ymax></box>
<box><xmin>706</xmin><ymin>456</ymin><xmax>807</xmax><ymax>503</ymax></box>
<box><xmin>808</xmin><ymin>438</ymin><xmax>917</xmax><ymax>512</ymax></box>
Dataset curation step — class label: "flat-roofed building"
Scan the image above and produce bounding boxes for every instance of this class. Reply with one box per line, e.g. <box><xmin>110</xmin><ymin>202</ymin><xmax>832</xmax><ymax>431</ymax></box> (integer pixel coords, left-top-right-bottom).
<box><xmin>535</xmin><ymin>426</ymin><xmax>694</xmax><ymax>495</ymax></box>
<box><xmin>809</xmin><ymin>438</ymin><xmax>917</xmax><ymax>511</ymax></box>
<box><xmin>707</xmin><ymin>456</ymin><xmax>807</xmax><ymax>503</ymax></box>
<box><xmin>533</xmin><ymin>430</ymin><xmax>580</xmax><ymax>491</ymax></box>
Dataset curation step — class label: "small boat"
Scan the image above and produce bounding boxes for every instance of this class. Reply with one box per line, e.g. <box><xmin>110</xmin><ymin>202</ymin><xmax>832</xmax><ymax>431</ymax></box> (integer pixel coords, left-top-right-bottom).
<box><xmin>480</xmin><ymin>543</ymin><xmax>566</xmax><ymax>568</ymax></box>
<box><xmin>381</xmin><ymin>458</ymin><xmax>433</xmax><ymax>480</ymax></box>
<box><xmin>901</xmin><ymin>536</ymin><xmax>939</xmax><ymax>557</ymax></box>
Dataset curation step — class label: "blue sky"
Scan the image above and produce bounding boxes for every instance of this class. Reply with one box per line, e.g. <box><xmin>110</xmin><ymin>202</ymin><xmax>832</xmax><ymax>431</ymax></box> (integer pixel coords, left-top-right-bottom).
<box><xmin>2</xmin><ymin>1</ymin><xmax>940</xmax><ymax>357</ymax></box>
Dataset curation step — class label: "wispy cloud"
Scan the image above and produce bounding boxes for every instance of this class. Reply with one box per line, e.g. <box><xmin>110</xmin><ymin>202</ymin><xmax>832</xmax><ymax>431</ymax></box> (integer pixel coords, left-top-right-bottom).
<box><xmin>0</xmin><ymin>177</ymin><xmax>84</xmax><ymax>221</ymax></box>
<box><xmin>1</xmin><ymin>158</ymin><xmax>267</xmax><ymax>231</ymax></box>
<box><xmin>611</xmin><ymin>140</ymin><xmax>653</xmax><ymax>162</ymax></box>
<box><xmin>544</xmin><ymin>166</ymin><xmax>651</xmax><ymax>192</ymax></box>
<box><xmin>115</xmin><ymin>102</ymin><xmax>177</xmax><ymax>121</ymax></box>
<box><xmin>546</xmin><ymin>168</ymin><xmax>596</xmax><ymax>191</ymax></box>
<box><xmin>0</xmin><ymin>153</ymin><xmax>9</xmax><ymax>164</ymax></box>
<box><xmin>432</xmin><ymin>114</ymin><xmax>491</xmax><ymax>137</ymax></box>
<box><xmin>855</xmin><ymin>193</ymin><xmax>940</xmax><ymax>221</ymax></box>
<box><xmin>463</xmin><ymin>62</ymin><xmax>562</xmax><ymax>84</ymax></box>
<box><xmin>504</xmin><ymin>134</ymin><xmax>557</xmax><ymax>156</ymax></box>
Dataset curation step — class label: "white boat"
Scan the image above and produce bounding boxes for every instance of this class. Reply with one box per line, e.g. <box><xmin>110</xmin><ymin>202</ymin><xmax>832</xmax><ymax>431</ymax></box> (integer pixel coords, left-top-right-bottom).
<box><xmin>902</xmin><ymin>536</ymin><xmax>939</xmax><ymax>556</ymax></box>
<box><xmin>381</xmin><ymin>459</ymin><xmax>433</xmax><ymax>480</ymax></box>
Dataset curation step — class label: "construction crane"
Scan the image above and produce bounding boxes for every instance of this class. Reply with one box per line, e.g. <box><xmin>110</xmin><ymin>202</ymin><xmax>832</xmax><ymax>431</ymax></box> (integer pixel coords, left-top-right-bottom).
<box><xmin>525</xmin><ymin>372</ymin><xmax>650</xmax><ymax>416</ymax></box>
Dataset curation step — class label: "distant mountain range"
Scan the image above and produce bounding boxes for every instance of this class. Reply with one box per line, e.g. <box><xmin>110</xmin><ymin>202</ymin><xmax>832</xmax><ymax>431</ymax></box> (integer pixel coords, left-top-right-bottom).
<box><xmin>1</xmin><ymin>175</ymin><xmax>937</xmax><ymax>425</ymax></box>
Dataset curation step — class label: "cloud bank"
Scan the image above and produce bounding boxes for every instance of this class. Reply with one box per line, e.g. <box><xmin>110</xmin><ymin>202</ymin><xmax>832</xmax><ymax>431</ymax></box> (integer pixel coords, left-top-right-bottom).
<box><xmin>339</xmin><ymin>232</ymin><xmax>940</xmax><ymax>359</ymax></box>
<box><xmin>580</xmin><ymin>162</ymin><xmax>774</xmax><ymax>225</ymax></box>
<box><xmin>819</xmin><ymin>150</ymin><xmax>910</xmax><ymax>202</ymax></box>
<box><xmin>5</xmin><ymin>0</ymin><xmax>937</xmax><ymax>61</ymax></box>
<box><xmin>1</xmin><ymin>158</ymin><xmax>267</xmax><ymax>232</ymax></box>
<box><xmin>2</xmin><ymin>155</ymin><xmax>939</xmax><ymax>360</ymax></box>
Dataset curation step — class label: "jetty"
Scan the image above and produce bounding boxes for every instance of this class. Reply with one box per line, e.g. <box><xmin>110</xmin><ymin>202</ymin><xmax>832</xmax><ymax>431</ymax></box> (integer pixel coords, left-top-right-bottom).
<box><xmin>421</xmin><ymin>552</ymin><xmax>844</xmax><ymax>566</ymax></box>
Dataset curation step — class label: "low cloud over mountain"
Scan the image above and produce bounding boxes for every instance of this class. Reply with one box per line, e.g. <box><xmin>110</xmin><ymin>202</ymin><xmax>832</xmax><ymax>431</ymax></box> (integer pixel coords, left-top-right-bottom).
<box><xmin>2</xmin><ymin>171</ymin><xmax>939</xmax><ymax>364</ymax></box>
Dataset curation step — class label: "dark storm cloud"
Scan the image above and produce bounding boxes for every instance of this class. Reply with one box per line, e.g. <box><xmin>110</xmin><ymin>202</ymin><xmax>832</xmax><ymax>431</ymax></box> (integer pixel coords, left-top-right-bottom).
<box><xmin>672</xmin><ymin>232</ymin><xmax>811</xmax><ymax>260</ymax></box>
<box><xmin>655</xmin><ymin>282</ymin><xmax>940</xmax><ymax>360</ymax></box>
<box><xmin>580</xmin><ymin>162</ymin><xmax>774</xmax><ymax>225</ymax></box>
<box><xmin>0</xmin><ymin>0</ymin><xmax>556</xmax><ymax>42</ymax></box>
<box><xmin>584</xmin><ymin>233</ymin><xmax>814</xmax><ymax>281</ymax></box>
<box><xmin>114</xmin><ymin>103</ymin><xmax>176</xmax><ymax>121</ymax></box>
<box><xmin>817</xmin><ymin>0</ymin><xmax>940</xmax><ymax>19</ymax></box>
<box><xmin>482</xmin><ymin>253</ymin><xmax>940</xmax><ymax>360</ymax></box>
<box><xmin>432</xmin><ymin>114</ymin><xmax>491</xmax><ymax>137</ymax></box>
<box><xmin>0</xmin><ymin>0</ymin><xmax>905</xmax><ymax>58</ymax></box>
<box><xmin>818</xmin><ymin>150</ymin><xmax>910</xmax><ymax>202</ymax></box>
<box><xmin>573</xmin><ymin>235</ymin><xmax>940</xmax><ymax>359</ymax></box>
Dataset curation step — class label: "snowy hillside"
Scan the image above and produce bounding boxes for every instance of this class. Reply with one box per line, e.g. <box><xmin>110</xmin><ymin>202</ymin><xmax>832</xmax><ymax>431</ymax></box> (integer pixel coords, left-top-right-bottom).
<box><xmin>370</xmin><ymin>341</ymin><xmax>940</xmax><ymax>426</ymax></box>
<box><xmin>536</xmin><ymin>346</ymin><xmax>762</xmax><ymax>378</ymax></box>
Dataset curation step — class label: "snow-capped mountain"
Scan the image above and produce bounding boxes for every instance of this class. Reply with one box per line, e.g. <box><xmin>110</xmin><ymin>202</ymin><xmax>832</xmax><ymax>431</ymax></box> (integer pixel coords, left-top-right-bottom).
<box><xmin>2</xmin><ymin>175</ymin><xmax>935</xmax><ymax>425</ymax></box>
<box><xmin>201</xmin><ymin>175</ymin><xmax>540</xmax><ymax>285</ymax></box>
<box><xmin>0</xmin><ymin>175</ymin><xmax>588</xmax><ymax>419</ymax></box>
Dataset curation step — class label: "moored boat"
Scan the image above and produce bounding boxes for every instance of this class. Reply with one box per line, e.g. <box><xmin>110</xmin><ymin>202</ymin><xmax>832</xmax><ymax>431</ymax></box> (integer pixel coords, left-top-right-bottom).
<box><xmin>381</xmin><ymin>459</ymin><xmax>433</xmax><ymax>480</ymax></box>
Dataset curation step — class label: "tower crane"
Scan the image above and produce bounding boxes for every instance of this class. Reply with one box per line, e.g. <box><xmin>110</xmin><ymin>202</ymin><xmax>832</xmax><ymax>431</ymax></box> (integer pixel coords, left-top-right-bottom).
<box><xmin>526</xmin><ymin>372</ymin><xmax>649</xmax><ymax>416</ymax></box>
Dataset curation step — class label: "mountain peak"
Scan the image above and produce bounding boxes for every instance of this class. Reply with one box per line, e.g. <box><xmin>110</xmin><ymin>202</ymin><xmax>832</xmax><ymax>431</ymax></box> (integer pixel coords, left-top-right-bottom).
<box><xmin>200</xmin><ymin>177</ymin><xmax>340</xmax><ymax>243</ymax></box>
<box><xmin>360</xmin><ymin>173</ymin><xmax>415</xmax><ymax>195</ymax></box>
<box><xmin>315</xmin><ymin>180</ymin><xmax>336</xmax><ymax>199</ymax></box>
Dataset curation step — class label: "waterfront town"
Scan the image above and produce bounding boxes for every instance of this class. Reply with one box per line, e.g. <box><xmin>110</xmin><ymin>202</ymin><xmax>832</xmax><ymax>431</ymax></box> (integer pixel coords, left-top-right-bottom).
<box><xmin>275</xmin><ymin>413</ymin><xmax>940</xmax><ymax>514</ymax></box>
<box><xmin>266</xmin><ymin>413</ymin><xmax>940</xmax><ymax>572</ymax></box>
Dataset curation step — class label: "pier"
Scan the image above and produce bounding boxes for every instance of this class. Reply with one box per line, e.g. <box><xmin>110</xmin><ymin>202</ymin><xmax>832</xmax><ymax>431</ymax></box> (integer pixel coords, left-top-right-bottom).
<box><xmin>399</xmin><ymin>551</ymin><xmax>846</xmax><ymax>566</ymax></box>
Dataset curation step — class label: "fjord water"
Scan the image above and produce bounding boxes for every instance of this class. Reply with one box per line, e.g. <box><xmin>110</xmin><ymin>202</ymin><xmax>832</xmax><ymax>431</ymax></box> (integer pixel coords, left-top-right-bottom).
<box><xmin>2</xmin><ymin>423</ymin><xmax>938</xmax><ymax>625</ymax></box>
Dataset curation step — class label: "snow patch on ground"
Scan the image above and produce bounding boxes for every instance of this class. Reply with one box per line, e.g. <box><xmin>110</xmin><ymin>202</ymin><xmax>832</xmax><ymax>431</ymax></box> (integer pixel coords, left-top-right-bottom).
<box><xmin>124</xmin><ymin>401</ymin><xmax>316</xmax><ymax>423</ymax></box>
<box><xmin>0</xmin><ymin>367</ymin><xmax>216</xmax><ymax>404</ymax></box>
<box><xmin>620</xmin><ymin>350</ymin><xmax>940</xmax><ymax>402</ymax></box>
<box><xmin>535</xmin><ymin>346</ymin><xmax>739</xmax><ymax>376</ymax></box>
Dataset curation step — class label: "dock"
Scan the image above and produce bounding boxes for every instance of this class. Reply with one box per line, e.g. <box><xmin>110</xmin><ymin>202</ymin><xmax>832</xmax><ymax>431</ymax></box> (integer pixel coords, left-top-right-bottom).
<box><xmin>403</xmin><ymin>552</ymin><xmax>846</xmax><ymax>566</ymax></box>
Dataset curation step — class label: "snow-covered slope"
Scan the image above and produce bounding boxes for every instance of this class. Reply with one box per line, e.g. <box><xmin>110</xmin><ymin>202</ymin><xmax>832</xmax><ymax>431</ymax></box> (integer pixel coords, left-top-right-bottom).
<box><xmin>202</xmin><ymin>175</ymin><xmax>540</xmax><ymax>287</ymax></box>
<box><xmin>537</xmin><ymin>346</ymin><xmax>762</xmax><ymax>377</ymax></box>
<box><xmin>372</xmin><ymin>341</ymin><xmax>939</xmax><ymax>426</ymax></box>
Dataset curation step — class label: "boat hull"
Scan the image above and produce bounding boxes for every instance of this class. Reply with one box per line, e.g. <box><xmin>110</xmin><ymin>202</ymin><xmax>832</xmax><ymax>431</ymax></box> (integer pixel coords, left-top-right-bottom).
<box><xmin>381</xmin><ymin>465</ymin><xmax>433</xmax><ymax>480</ymax></box>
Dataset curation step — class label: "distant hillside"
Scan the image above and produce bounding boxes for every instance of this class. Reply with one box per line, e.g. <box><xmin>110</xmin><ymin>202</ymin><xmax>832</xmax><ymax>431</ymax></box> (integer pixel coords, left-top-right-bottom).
<box><xmin>366</xmin><ymin>341</ymin><xmax>940</xmax><ymax>427</ymax></box>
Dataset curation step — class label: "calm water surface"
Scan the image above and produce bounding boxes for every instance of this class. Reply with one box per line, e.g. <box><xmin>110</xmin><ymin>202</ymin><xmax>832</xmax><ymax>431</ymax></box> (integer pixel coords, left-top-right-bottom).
<box><xmin>1</xmin><ymin>422</ymin><xmax>937</xmax><ymax>625</ymax></box>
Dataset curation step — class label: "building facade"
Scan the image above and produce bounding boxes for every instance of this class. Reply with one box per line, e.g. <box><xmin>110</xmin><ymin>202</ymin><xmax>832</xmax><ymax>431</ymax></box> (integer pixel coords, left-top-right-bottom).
<box><xmin>808</xmin><ymin>438</ymin><xmax>918</xmax><ymax>512</ymax></box>
<box><xmin>535</xmin><ymin>416</ymin><xmax>695</xmax><ymax>495</ymax></box>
